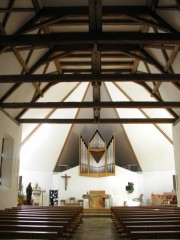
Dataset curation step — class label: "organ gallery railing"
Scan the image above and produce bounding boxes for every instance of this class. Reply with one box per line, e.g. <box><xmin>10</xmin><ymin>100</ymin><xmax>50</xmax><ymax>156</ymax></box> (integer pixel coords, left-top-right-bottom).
<box><xmin>79</xmin><ymin>130</ymin><xmax>115</xmax><ymax>177</ymax></box>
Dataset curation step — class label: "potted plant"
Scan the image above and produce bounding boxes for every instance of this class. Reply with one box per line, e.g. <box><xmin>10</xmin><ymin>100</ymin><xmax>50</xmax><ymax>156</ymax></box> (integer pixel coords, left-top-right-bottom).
<box><xmin>126</xmin><ymin>182</ymin><xmax>134</xmax><ymax>193</ymax></box>
<box><xmin>18</xmin><ymin>193</ymin><xmax>25</xmax><ymax>206</ymax></box>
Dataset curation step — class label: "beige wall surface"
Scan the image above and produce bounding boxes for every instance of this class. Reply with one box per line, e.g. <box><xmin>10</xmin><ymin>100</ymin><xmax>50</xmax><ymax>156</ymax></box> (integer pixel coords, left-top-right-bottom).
<box><xmin>0</xmin><ymin>111</ymin><xmax>22</xmax><ymax>210</ymax></box>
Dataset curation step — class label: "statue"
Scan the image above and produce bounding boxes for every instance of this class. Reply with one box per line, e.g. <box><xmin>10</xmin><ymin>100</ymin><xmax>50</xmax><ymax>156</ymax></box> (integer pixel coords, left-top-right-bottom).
<box><xmin>26</xmin><ymin>182</ymin><xmax>32</xmax><ymax>205</ymax></box>
<box><xmin>32</xmin><ymin>182</ymin><xmax>41</xmax><ymax>205</ymax></box>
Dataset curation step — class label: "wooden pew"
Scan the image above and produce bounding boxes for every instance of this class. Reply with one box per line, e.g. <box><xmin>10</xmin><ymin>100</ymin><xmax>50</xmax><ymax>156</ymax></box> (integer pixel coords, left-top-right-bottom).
<box><xmin>122</xmin><ymin>219</ymin><xmax>180</xmax><ymax>226</ymax></box>
<box><xmin>131</xmin><ymin>230</ymin><xmax>180</xmax><ymax>239</ymax></box>
<box><xmin>122</xmin><ymin>225</ymin><xmax>180</xmax><ymax>239</ymax></box>
<box><xmin>2</xmin><ymin>206</ymin><xmax>83</xmax><ymax>227</ymax></box>
<box><xmin>111</xmin><ymin>206</ymin><xmax>180</xmax><ymax>239</ymax></box>
<box><xmin>0</xmin><ymin>230</ymin><xmax>59</xmax><ymax>239</ymax></box>
<box><xmin>0</xmin><ymin>219</ymin><xmax>68</xmax><ymax>224</ymax></box>
<box><xmin>0</xmin><ymin>206</ymin><xmax>83</xmax><ymax>239</ymax></box>
<box><xmin>0</xmin><ymin>224</ymin><xmax>64</xmax><ymax>235</ymax></box>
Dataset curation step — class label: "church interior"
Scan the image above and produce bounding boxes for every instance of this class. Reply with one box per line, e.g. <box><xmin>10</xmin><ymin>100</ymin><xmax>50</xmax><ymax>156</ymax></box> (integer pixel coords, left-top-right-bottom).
<box><xmin>0</xmin><ymin>0</ymin><xmax>180</xmax><ymax>238</ymax></box>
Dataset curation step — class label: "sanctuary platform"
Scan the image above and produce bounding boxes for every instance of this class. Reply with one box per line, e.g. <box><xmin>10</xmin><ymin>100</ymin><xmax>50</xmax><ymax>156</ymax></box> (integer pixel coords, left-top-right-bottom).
<box><xmin>83</xmin><ymin>207</ymin><xmax>111</xmax><ymax>217</ymax></box>
<box><xmin>82</xmin><ymin>190</ymin><xmax>111</xmax><ymax>208</ymax></box>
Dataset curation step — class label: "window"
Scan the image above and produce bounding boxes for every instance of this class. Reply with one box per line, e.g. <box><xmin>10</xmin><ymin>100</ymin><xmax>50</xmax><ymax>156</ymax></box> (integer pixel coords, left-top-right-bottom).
<box><xmin>0</xmin><ymin>136</ymin><xmax>14</xmax><ymax>188</ymax></box>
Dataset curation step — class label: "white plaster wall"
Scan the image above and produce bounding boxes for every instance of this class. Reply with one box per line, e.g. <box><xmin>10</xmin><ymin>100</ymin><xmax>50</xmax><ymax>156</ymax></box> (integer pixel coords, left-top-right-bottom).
<box><xmin>54</xmin><ymin>166</ymin><xmax>140</xmax><ymax>206</ymax></box>
<box><xmin>142</xmin><ymin>170</ymin><xmax>175</xmax><ymax>204</ymax></box>
<box><xmin>19</xmin><ymin>166</ymin><xmax>176</xmax><ymax>207</ymax></box>
<box><xmin>0</xmin><ymin>111</ymin><xmax>22</xmax><ymax>210</ymax></box>
<box><xmin>173</xmin><ymin>122</ymin><xmax>180</xmax><ymax>206</ymax></box>
<box><xmin>20</xmin><ymin>166</ymin><xmax>140</xmax><ymax>206</ymax></box>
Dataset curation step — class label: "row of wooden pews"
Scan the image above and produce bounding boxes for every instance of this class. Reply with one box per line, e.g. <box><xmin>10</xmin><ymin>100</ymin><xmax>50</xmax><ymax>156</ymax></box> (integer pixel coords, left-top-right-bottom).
<box><xmin>111</xmin><ymin>205</ymin><xmax>180</xmax><ymax>239</ymax></box>
<box><xmin>0</xmin><ymin>205</ymin><xmax>83</xmax><ymax>239</ymax></box>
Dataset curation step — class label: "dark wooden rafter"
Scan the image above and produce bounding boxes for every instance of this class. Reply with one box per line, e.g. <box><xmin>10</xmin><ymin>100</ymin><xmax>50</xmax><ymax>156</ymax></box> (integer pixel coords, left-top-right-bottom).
<box><xmin>1</xmin><ymin>74</ymin><xmax>180</xmax><ymax>83</ymax></box>
<box><xmin>136</xmin><ymin>48</ymin><xmax>169</xmax><ymax>73</ymax></box>
<box><xmin>150</xmin><ymin>27</ymin><xmax>180</xmax><ymax>94</ymax></box>
<box><xmin>119</xmin><ymin>47</ymin><xmax>164</xmax><ymax>72</ymax></box>
<box><xmin>3</xmin><ymin>43</ymin><xmax>177</xmax><ymax>53</ymax></box>
<box><xmin>0</xmin><ymin>83</ymin><xmax>22</xmax><ymax>103</ymax></box>
<box><xmin>4</xmin><ymin>43</ymin><xmax>177</xmax><ymax>53</ymax></box>
<box><xmin>2</xmin><ymin>0</ymin><xmax>16</xmax><ymax>28</ymax></box>
<box><xmin>1</xmin><ymin>33</ymin><xmax>180</xmax><ymax>47</ymax></box>
<box><xmin>32</xmin><ymin>0</ymin><xmax>63</xmax><ymax>83</ymax></box>
<box><xmin>150</xmin><ymin>11</ymin><xmax>178</xmax><ymax>33</ymax></box>
<box><xmin>0</xmin><ymin>29</ymin><xmax>42</xmax><ymax>103</ymax></box>
<box><xmin>131</xmin><ymin>23</ymin><xmax>150</xmax><ymax>74</ymax></box>
<box><xmin>162</xmin><ymin>48</ymin><xmax>180</xmax><ymax>90</ymax></box>
<box><xmin>18</xmin><ymin>15</ymin><xmax>69</xmax><ymax>35</ymax></box>
<box><xmin>0</xmin><ymin>21</ymin><xmax>42</xmax><ymax>95</ymax></box>
<box><xmin>0</xmin><ymin>1</ymin><xmax>179</xmax><ymax>126</ymax></box>
<box><xmin>54</xmin><ymin>61</ymin><xmax>133</xmax><ymax>67</ymax></box>
<box><xmin>0</xmin><ymin>8</ymin><xmax>35</xmax><ymax>13</ymax></box>
<box><xmin>15</xmin><ymin>6</ymin><xmax>154</xmax><ymax>34</ymax></box>
<box><xmin>176</xmin><ymin>0</ymin><xmax>180</xmax><ymax>11</ymax></box>
<box><xmin>144</xmin><ymin>59</ymin><xmax>162</xmax><ymax>99</ymax></box>
<box><xmin>18</xmin><ymin>118</ymin><xmax>176</xmax><ymax>124</ymax></box>
<box><xmin>89</xmin><ymin>0</ymin><xmax>102</xmax><ymax>121</ymax></box>
<box><xmin>139</xmin><ymin>82</ymin><xmax>179</xmax><ymax>119</ymax></box>
<box><xmin>21</xmin><ymin>82</ymin><xmax>82</xmax><ymax>146</ymax></box>
<box><xmin>16</xmin><ymin>7</ymin><xmax>87</xmax><ymax>34</ymax></box>
<box><xmin>32</xmin><ymin>0</ymin><xmax>41</xmax><ymax>12</ymax></box>
<box><xmin>47</xmin><ymin>19</ymin><xmax>145</xmax><ymax>27</ymax></box>
<box><xmin>122</xmin><ymin>13</ymin><xmax>170</xmax><ymax>33</ymax></box>
<box><xmin>1</xmin><ymin>101</ymin><xmax>180</xmax><ymax>109</ymax></box>
<box><xmin>148</xmin><ymin>0</ymin><xmax>159</xmax><ymax>11</ymax></box>
<box><xmin>113</xmin><ymin>82</ymin><xmax>173</xmax><ymax>144</ymax></box>
<box><xmin>33</xmin><ymin>1</ymin><xmax>63</xmax><ymax>76</ymax></box>
<box><xmin>27</xmin><ymin>47</ymin><xmax>135</xmax><ymax>76</ymax></box>
<box><xmin>148</xmin><ymin>0</ymin><xmax>178</xmax><ymax>34</ymax></box>
<box><xmin>30</xmin><ymin>51</ymin><xmax>133</xmax><ymax>74</ymax></box>
<box><xmin>30</xmin><ymin>50</ymin><xmax>77</xmax><ymax>74</ymax></box>
<box><xmin>15</xmin><ymin>11</ymin><xmax>42</xmax><ymax>35</ymax></box>
<box><xmin>15</xmin><ymin>82</ymin><xmax>55</xmax><ymax>120</ymax></box>
<box><xmin>141</xmin><ymin>42</ymin><xmax>180</xmax><ymax>96</ymax></box>
<box><xmin>62</xmin><ymin>69</ymin><xmax>132</xmax><ymax>74</ymax></box>
<box><xmin>164</xmin><ymin>45</ymin><xmax>180</xmax><ymax>72</ymax></box>
<box><xmin>31</xmin><ymin>62</ymin><xmax>50</xmax><ymax>101</ymax></box>
<box><xmin>21</xmin><ymin>2</ymin><xmax>61</xmax><ymax>104</ymax></box>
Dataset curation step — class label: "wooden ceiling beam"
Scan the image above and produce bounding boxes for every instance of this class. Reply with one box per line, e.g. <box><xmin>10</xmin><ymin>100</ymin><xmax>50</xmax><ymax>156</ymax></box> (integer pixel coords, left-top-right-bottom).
<box><xmin>123</xmin><ymin>13</ymin><xmax>169</xmax><ymax>32</ymax></box>
<box><xmin>61</xmin><ymin>69</ymin><xmax>132</xmax><ymax>74</ymax></box>
<box><xmin>39</xmin><ymin>6</ymin><xmax>151</xmax><ymax>17</ymax></box>
<box><xmin>0</xmin><ymin>33</ymin><xmax>180</xmax><ymax>47</ymax></box>
<box><xmin>150</xmin><ymin>11</ymin><xmax>177</xmax><ymax>33</ymax></box>
<box><xmin>148</xmin><ymin>0</ymin><xmax>159</xmax><ymax>11</ymax></box>
<box><xmin>139</xmin><ymin>82</ymin><xmax>178</xmax><ymax>119</ymax></box>
<box><xmin>18</xmin><ymin>118</ymin><xmax>176</xmax><ymax>124</ymax></box>
<box><xmin>164</xmin><ymin>45</ymin><xmax>180</xmax><ymax>72</ymax></box>
<box><xmin>50</xmin><ymin>19</ymin><xmax>141</xmax><ymax>26</ymax></box>
<box><xmin>0</xmin><ymin>73</ymin><xmax>179</xmax><ymax>83</ymax></box>
<box><xmin>16</xmin><ymin>6</ymin><xmax>151</xmax><ymax>34</ymax></box>
<box><xmin>89</xmin><ymin>0</ymin><xmax>102</xmax><ymax>120</ymax></box>
<box><xmin>176</xmin><ymin>0</ymin><xmax>180</xmax><ymax>11</ymax></box>
<box><xmin>0</xmin><ymin>20</ymin><xmax>42</xmax><ymax>95</ymax></box>
<box><xmin>1</xmin><ymin>101</ymin><xmax>180</xmax><ymax>109</ymax></box>
<box><xmin>0</xmin><ymin>8</ymin><xmax>35</xmax><ymax>13</ymax></box>
<box><xmin>4</xmin><ymin>44</ymin><xmax>176</xmax><ymax>52</ymax></box>
<box><xmin>2</xmin><ymin>0</ymin><xmax>15</xmax><ymax>28</ymax></box>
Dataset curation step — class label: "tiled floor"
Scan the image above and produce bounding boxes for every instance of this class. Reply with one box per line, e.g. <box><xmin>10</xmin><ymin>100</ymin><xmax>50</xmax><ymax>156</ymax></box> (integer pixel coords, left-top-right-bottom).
<box><xmin>72</xmin><ymin>217</ymin><xmax>120</xmax><ymax>240</ymax></box>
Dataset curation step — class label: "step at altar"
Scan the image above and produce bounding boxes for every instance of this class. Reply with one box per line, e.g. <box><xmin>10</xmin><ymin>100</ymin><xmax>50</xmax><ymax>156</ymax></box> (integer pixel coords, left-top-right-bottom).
<box><xmin>83</xmin><ymin>208</ymin><xmax>111</xmax><ymax>217</ymax></box>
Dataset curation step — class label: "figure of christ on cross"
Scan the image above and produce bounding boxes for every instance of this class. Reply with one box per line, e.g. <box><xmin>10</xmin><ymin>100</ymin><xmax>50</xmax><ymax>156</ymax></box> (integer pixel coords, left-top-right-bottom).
<box><xmin>61</xmin><ymin>174</ymin><xmax>71</xmax><ymax>190</ymax></box>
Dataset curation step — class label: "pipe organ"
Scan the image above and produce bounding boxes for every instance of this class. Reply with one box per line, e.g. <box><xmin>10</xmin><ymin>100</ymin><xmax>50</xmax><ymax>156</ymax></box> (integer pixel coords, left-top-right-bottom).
<box><xmin>79</xmin><ymin>130</ymin><xmax>115</xmax><ymax>177</ymax></box>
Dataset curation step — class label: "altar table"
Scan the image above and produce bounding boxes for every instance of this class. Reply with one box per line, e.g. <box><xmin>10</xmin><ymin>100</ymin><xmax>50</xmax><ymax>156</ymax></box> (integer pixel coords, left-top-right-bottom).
<box><xmin>82</xmin><ymin>190</ymin><xmax>111</xmax><ymax>208</ymax></box>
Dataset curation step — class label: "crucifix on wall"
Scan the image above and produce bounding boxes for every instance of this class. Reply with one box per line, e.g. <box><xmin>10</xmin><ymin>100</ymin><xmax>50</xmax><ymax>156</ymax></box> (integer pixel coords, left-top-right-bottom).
<box><xmin>61</xmin><ymin>174</ymin><xmax>71</xmax><ymax>190</ymax></box>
